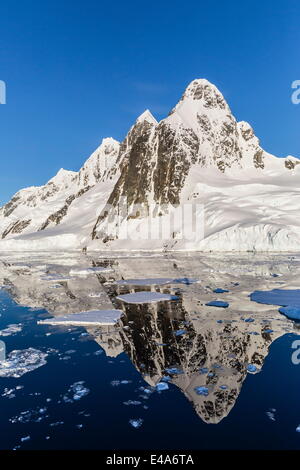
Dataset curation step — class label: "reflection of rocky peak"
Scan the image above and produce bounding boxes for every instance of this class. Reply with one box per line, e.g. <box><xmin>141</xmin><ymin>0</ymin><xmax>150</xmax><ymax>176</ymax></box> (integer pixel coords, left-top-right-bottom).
<box><xmin>0</xmin><ymin>248</ymin><xmax>296</xmax><ymax>423</ymax></box>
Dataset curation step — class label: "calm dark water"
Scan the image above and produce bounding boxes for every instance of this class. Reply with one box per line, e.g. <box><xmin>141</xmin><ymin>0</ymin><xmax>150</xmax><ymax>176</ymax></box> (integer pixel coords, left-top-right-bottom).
<box><xmin>0</xmin><ymin>252</ymin><xmax>300</xmax><ymax>450</ymax></box>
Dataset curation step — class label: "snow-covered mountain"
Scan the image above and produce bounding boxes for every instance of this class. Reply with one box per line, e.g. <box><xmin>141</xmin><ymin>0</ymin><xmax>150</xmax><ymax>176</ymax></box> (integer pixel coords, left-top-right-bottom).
<box><xmin>0</xmin><ymin>78</ymin><xmax>299</xmax><ymax>252</ymax></box>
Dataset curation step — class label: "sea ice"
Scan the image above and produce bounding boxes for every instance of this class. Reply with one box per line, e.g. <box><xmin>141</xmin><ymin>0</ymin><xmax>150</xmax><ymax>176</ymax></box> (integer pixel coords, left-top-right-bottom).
<box><xmin>123</xmin><ymin>400</ymin><xmax>142</xmax><ymax>406</ymax></box>
<box><xmin>129</xmin><ymin>418</ymin><xmax>143</xmax><ymax>429</ymax></box>
<box><xmin>116</xmin><ymin>278</ymin><xmax>174</xmax><ymax>286</ymax></box>
<box><xmin>10</xmin><ymin>407</ymin><xmax>48</xmax><ymax>424</ymax></box>
<box><xmin>41</xmin><ymin>274</ymin><xmax>71</xmax><ymax>282</ymax></box>
<box><xmin>205</xmin><ymin>301</ymin><xmax>229</xmax><ymax>308</ymax></box>
<box><xmin>247</xmin><ymin>364</ymin><xmax>257</xmax><ymax>373</ymax></box>
<box><xmin>0</xmin><ymin>348</ymin><xmax>47</xmax><ymax>378</ymax></box>
<box><xmin>70</xmin><ymin>267</ymin><xmax>114</xmax><ymax>276</ymax></box>
<box><xmin>0</xmin><ymin>323</ymin><xmax>22</xmax><ymax>337</ymax></box>
<box><xmin>174</xmin><ymin>329</ymin><xmax>187</xmax><ymax>336</ymax></box>
<box><xmin>156</xmin><ymin>382</ymin><xmax>169</xmax><ymax>391</ymax></box>
<box><xmin>116</xmin><ymin>277</ymin><xmax>198</xmax><ymax>286</ymax></box>
<box><xmin>279</xmin><ymin>306</ymin><xmax>300</xmax><ymax>321</ymax></box>
<box><xmin>165</xmin><ymin>367</ymin><xmax>184</xmax><ymax>375</ymax></box>
<box><xmin>117</xmin><ymin>292</ymin><xmax>179</xmax><ymax>304</ymax></box>
<box><xmin>250</xmin><ymin>289</ymin><xmax>300</xmax><ymax>307</ymax></box>
<box><xmin>63</xmin><ymin>381</ymin><xmax>89</xmax><ymax>403</ymax></box>
<box><xmin>194</xmin><ymin>386</ymin><xmax>209</xmax><ymax>396</ymax></box>
<box><xmin>38</xmin><ymin>309</ymin><xmax>124</xmax><ymax>326</ymax></box>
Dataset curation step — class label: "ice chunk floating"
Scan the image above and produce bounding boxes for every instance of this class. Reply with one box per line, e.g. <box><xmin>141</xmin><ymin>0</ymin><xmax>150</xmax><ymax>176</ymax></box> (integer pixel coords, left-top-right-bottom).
<box><xmin>278</xmin><ymin>307</ymin><xmax>300</xmax><ymax>321</ymax></box>
<box><xmin>69</xmin><ymin>267</ymin><xmax>113</xmax><ymax>276</ymax></box>
<box><xmin>251</xmin><ymin>289</ymin><xmax>300</xmax><ymax>320</ymax></box>
<box><xmin>0</xmin><ymin>348</ymin><xmax>47</xmax><ymax>378</ymax></box>
<box><xmin>205</xmin><ymin>301</ymin><xmax>229</xmax><ymax>308</ymax></box>
<box><xmin>38</xmin><ymin>309</ymin><xmax>124</xmax><ymax>326</ymax></box>
<box><xmin>250</xmin><ymin>289</ymin><xmax>300</xmax><ymax>307</ymax></box>
<box><xmin>116</xmin><ymin>292</ymin><xmax>179</xmax><ymax>304</ymax></box>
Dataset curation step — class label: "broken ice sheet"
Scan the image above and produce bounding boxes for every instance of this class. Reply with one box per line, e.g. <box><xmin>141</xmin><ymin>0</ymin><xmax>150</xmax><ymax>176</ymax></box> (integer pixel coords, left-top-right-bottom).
<box><xmin>117</xmin><ymin>292</ymin><xmax>179</xmax><ymax>304</ymax></box>
<box><xmin>10</xmin><ymin>407</ymin><xmax>48</xmax><ymax>424</ymax></box>
<box><xmin>123</xmin><ymin>400</ymin><xmax>142</xmax><ymax>406</ymax></box>
<box><xmin>2</xmin><ymin>385</ymin><xmax>24</xmax><ymax>399</ymax></box>
<box><xmin>63</xmin><ymin>381</ymin><xmax>90</xmax><ymax>403</ymax></box>
<box><xmin>38</xmin><ymin>309</ymin><xmax>124</xmax><ymax>326</ymax></box>
<box><xmin>247</xmin><ymin>364</ymin><xmax>257</xmax><ymax>373</ymax></box>
<box><xmin>165</xmin><ymin>367</ymin><xmax>184</xmax><ymax>375</ymax></box>
<box><xmin>194</xmin><ymin>386</ymin><xmax>209</xmax><ymax>396</ymax></box>
<box><xmin>266</xmin><ymin>409</ymin><xmax>276</xmax><ymax>421</ymax></box>
<box><xmin>0</xmin><ymin>323</ymin><xmax>22</xmax><ymax>337</ymax></box>
<box><xmin>0</xmin><ymin>348</ymin><xmax>47</xmax><ymax>378</ymax></box>
<box><xmin>205</xmin><ymin>300</ymin><xmax>229</xmax><ymax>308</ymax></box>
<box><xmin>69</xmin><ymin>267</ymin><xmax>113</xmax><ymax>276</ymax></box>
<box><xmin>174</xmin><ymin>329</ymin><xmax>187</xmax><ymax>337</ymax></box>
<box><xmin>129</xmin><ymin>418</ymin><xmax>143</xmax><ymax>429</ymax></box>
<box><xmin>156</xmin><ymin>382</ymin><xmax>169</xmax><ymax>392</ymax></box>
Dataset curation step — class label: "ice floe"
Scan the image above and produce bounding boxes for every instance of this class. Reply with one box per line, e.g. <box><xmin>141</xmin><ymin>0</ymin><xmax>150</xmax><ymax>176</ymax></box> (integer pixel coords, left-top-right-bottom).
<box><xmin>63</xmin><ymin>381</ymin><xmax>90</xmax><ymax>403</ymax></box>
<box><xmin>0</xmin><ymin>348</ymin><xmax>47</xmax><ymax>378</ymax></box>
<box><xmin>247</xmin><ymin>364</ymin><xmax>257</xmax><ymax>373</ymax></box>
<box><xmin>69</xmin><ymin>267</ymin><xmax>114</xmax><ymax>276</ymax></box>
<box><xmin>0</xmin><ymin>323</ymin><xmax>22</xmax><ymax>336</ymax></box>
<box><xmin>156</xmin><ymin>382</ymin><xmax>169</xmax><ymax>391</ymax></box>
<box><xmin>10</xmin><ymin>407</ymin><xmax>48</xmax><ymax>423</ymax></box>
<box><xmin>116</xmin><ymin>277</ymin><xmax>199</xmax><ymax>286</ymax></box>
<box><xmin>174</xmin><ymin>329</ymin><xmax>187</xmax><ymax>336</ymax></box>
<box><xmin>129</xmin><ymin>418</ymin><xmax>143</xmax><ymax>429</ymax></box>
<box><xmin>123</xmin><ymin>400</ymin><xmax>142</xmax><ymax>406</ymax></box>
<box><xmin>279</xmin><ymin>306</ymin><xmax>300</xmax><ymax>321</ymax></box>
<box><xmin>250</xmin><ymin>289</ymin><xmax>300</xmax><ymax>307</ymax></box>
<box><xmin>38</xmin><ymin>309</ymin><xmax>124</xmax><ymax>326</ymax></box>
<box><xmin>251</xmin><ymin>289</ymin><xmax>300</xmax><ymax>320</ymax></box>
<box><xmin>117</xmin><ymin>292</ymin><xmax>179</xmax><ymax>304</ymax></box>
<box><xmin>40</xmin><ymin>274</ymin><xmax>72</xmax><ymax>282</ymax></box>
<box><xmin>205</xmin><ymin>300</ymin><xmax>229</xmax><ymax>308</ymax></box>
<box><xmin>194</xmin><ymin>386</ymin><xmax>209</xmax><ymax>396</ymax></box>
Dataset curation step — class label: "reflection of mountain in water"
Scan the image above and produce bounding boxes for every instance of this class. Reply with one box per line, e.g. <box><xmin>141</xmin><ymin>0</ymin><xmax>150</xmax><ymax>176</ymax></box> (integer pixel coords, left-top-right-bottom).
<box><xmin>0</xmin><ymin>252</ymin><xmax>297</xmax><ymax>423</ymax></box>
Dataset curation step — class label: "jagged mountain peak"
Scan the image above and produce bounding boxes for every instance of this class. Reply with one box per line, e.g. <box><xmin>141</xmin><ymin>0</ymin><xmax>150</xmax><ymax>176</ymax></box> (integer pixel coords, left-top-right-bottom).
<box><xmin>77</xmin><ymin>136</ymin><xmax>120</xmax><ymax>188</ymax></box>
<box><xmin>171</xmin><ymin>78</ymin><xmax>229</xmax><ymax>115</ymax></box>
<box><xmin>135</xmin><ymin>109</ymin><xmax>158</xmax><ymax>126</ymax></box>
<box><xmin>48</xmin><ymin>168</ymin><xmax>77</xmax><ymax>186</ymax></box>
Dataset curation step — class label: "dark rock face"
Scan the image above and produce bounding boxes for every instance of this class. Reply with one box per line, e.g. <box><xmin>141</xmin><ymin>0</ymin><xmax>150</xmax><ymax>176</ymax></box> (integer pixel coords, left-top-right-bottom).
<box><xmin>285</xmin><ymin>159</ymin><xmax>300</xmax><ymax>170</ymax></box>
<box><xmin>39</xmin><ymin>186</ymin><xmax>91</xmax><ymax>231</ymax></box>
<box><xmin>254</xmin><ymin>150</ymin><xmax>265</xmax><ymax>169</ymax></box>
<box><xmin>2</xmin><ymin>220</ymin><xmax>31</xmax><ymax>239</ymax></box>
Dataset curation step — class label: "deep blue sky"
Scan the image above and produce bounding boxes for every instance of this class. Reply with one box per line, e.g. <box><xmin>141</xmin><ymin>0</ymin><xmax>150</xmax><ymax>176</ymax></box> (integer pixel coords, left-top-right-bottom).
<box><xmin>0</xmin><ymin>0</ymin><xmax>299</xmax><ymax>204</ymax></box>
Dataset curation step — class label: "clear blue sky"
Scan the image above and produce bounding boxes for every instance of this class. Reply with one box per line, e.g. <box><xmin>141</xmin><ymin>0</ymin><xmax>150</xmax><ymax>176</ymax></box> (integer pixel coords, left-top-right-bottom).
<box><xmin>0</xmin><ymin>0</ymin><xmax>299</xmax><ymax>204</ymax></box>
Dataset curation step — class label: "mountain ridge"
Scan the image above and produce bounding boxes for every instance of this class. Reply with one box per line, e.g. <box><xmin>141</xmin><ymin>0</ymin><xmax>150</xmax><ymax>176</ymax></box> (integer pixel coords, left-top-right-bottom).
<box><xmin>0</xmin><ymin>78</ymin><xmax>299</xmax><ymax>252</ymax></box>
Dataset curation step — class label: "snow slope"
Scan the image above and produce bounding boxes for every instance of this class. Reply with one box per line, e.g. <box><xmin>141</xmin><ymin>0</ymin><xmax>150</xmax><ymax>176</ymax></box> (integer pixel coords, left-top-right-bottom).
<box><xmin>0</xmin><ymin>79</ymin><xmax>299</xmax><ymax>252</ymax></box>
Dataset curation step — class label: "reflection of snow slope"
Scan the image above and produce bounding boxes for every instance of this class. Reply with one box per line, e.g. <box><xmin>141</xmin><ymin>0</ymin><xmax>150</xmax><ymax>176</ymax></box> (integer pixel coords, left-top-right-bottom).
<box><xmin>0</xmin><ymin>252</ymin><xmax>297</xmax><ymax>423</ymax></box>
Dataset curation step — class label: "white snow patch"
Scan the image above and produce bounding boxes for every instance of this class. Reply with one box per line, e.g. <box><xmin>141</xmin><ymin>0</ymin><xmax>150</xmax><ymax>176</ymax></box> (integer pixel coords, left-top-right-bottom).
<box><xmin>116</xmin><ymin>292</ymin><xmax>178</xmax><ymax>304</ymax></box>
<box><xmin>38</xmin><ymin>309</ymin><xmax>124</xmax><ymax>326</ymax></box>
